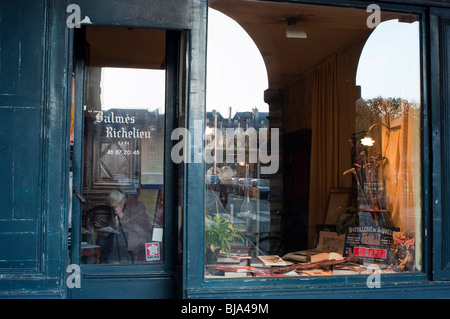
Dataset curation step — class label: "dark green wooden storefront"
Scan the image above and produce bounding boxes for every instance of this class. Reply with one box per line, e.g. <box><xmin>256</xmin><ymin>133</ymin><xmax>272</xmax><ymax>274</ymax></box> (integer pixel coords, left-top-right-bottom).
<box><xmin>1</xmin><ymin>0</ymin><xmax>450</xmax><ymax>299</ymax></box>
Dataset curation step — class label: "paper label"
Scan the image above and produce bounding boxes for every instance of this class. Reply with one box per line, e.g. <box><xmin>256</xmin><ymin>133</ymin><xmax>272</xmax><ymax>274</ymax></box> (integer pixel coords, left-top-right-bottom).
<box><xmin>145</xmin><ymin>242</ymin><xmax>160</xmax><ymax>261</ymax></box>
<box><xmin>152</xmin><ymin>227</ymin><xmax>163</xmax><ymax>242</ymax></box>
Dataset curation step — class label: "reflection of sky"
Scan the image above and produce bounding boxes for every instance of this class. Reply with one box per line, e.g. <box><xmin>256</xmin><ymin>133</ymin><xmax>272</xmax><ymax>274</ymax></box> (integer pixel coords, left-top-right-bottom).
<box><xmin>207</xmin><ymin>8</ymin><xmax>269</xmax><ymax>115</ymax></box>
<box><xmin>356</xmin><ymin>20</ymin><xmax>421</xmax><ymax>103</ymax></box>
<box><xmin>101</xmin><ymin>68</ymin><xmax>166</xmax><ymax>111</ymax></box>
<box><xmin>100</xmin><ymin>13</ymin><xmax>421</xmax><ymax>115</ymax></box>
<box><xmin>206</xmin><ymin>11</ymin><xmax>422</xmax><ymax>117</ymax></box>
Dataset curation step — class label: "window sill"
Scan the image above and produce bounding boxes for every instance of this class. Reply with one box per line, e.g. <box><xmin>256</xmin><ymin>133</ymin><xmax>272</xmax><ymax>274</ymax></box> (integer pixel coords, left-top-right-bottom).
<box><xmin>189</xmin><ymin>276</ymin><xmax>450</xmax><ymax>298</ymax></box>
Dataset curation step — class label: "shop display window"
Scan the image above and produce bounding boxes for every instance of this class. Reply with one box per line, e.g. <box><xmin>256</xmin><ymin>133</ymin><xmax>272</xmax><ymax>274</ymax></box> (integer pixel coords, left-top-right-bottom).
<box><xmin>204</xmin><ymin>2</ymin><xmax>421</xmax><ymax>278</ymax></box>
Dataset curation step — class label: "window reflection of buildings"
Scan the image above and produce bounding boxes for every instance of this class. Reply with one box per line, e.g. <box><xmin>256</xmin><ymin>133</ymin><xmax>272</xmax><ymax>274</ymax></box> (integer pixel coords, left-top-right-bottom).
<box><xmin>206</xmin><ymin>107</ymin><xmax>269</xmax><ymax>180</ymax></box>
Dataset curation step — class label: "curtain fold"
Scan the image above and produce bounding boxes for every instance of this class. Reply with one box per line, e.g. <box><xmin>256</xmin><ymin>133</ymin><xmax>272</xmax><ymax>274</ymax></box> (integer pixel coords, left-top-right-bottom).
<box><xmin>308</xmin><ymin>55</ymin><xmax>339</xmax><ymax>247</ymax></box>
<box><xmin>307</xmin><ymin>54</ymin><xmax>421</xmax><ymax>269</ymax></box>
<box><xmin>383</xmin><ymin>100</ymin><xmax>421</xmax><ymax>270</ymax></box>
<box><xmin>308</xmin><ymin>58</ymin><xmax>422</xmax><ymax>269</ymax></box>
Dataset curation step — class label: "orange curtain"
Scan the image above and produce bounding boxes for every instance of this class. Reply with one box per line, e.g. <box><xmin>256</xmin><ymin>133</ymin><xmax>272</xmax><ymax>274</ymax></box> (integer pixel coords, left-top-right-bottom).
<box><xmin>308</xmin><ymin>55</ymin><xmax>339</xmax><ymax>247</ymax></box>
<box><xmin>382</xmin><ymin>99</ymin><xmax>421</xmax><ymax>270</ymax></box>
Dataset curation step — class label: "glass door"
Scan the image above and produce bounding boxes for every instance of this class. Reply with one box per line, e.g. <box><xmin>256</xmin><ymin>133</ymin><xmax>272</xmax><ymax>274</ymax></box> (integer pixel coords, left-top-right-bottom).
<box><xmin>70</xmin><ymin>26</ymin><xmax>182</xmax><ymax>298</ymax></box>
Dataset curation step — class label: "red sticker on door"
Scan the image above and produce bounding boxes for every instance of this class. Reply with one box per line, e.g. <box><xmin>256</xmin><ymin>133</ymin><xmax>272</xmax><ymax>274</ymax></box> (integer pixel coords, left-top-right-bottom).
<box><xmin>146</xmin><ymin>242</ymin><xmax>160</xmax><ymax>261</ymax></box>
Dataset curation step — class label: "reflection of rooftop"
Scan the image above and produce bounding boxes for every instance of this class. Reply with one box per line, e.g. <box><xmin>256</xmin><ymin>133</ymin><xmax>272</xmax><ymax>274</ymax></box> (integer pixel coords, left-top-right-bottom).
<box><xmin>206</xmin><ymin>108</ymin><xmax>269</xmax><ymax>129</ymax></box>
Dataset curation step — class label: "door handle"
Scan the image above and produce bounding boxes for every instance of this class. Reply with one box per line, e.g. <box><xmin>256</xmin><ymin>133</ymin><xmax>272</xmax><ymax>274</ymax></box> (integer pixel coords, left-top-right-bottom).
<box><xmin>73</xmin><ymin>187</ymin><xmax>86</xmax><ymax>203</ymax></box>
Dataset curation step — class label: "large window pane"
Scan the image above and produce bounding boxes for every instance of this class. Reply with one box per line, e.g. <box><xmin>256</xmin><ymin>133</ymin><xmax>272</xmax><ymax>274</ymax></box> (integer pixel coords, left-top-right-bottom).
<box><xmin>204</xmin><ymin>3</ymin><xmax>421</xmax><ymax>278</ymax></box>
<box><xmin>80</xmin><ymin>27</ymin><xmax>166</xmax><ymax>265</ymax></box>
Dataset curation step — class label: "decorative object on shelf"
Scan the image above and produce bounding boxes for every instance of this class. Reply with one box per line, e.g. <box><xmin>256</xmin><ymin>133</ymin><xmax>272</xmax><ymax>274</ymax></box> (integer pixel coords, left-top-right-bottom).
<box><xmin>343</xmin><ymin>149</ymin><xmax>395</xmax><ymax>229</ymax></box>
<box><xmin>360</xmin><ymin>122</ymin><xmax>390</xmax><ymax>148</ymax></box>
<box><xmin>239</xmin><ymin>164</ymin><xmax>256</xmax><ymax>221</ymax></box>
<box><xmin>204</xmin><ymin>214</ymin><xmax>243</xmax><ymax>274</ymax></box>
<box><xmin>336</xmin><ymin>206</ymin><xmax>358</xmax><ymax>235</ymax></box>
<box><xmin>341</xmin><ymin>125</ymin><xmax>401</xmax><ymax>265</ymax></box>
<box><xmin>390</xmin><ymin>231</ymin><xmax>415</xmax><ymax>272</ymax></box>
<box><xmin>323</xmin><ymin>187</ymin><xmax>352</xmax><ymax>225</ymax></box>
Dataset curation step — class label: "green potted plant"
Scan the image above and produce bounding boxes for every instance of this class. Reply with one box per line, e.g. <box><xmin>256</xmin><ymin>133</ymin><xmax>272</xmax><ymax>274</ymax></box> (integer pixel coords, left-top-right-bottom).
<box><xmin>204</xmin><ymin>214</ymin><xmax>243</xmax><ymax>274</ymax></box>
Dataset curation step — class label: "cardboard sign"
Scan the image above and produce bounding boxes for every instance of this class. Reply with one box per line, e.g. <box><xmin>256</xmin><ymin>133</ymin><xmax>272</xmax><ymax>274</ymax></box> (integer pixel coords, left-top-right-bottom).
<box><xmin>145</xmin><ymin>242</ymin><xmax>161</xmax><ymax>262</ymax></box>
<box><xmin>353</xmin><ymin>246</ymin><xmax>387</xmax><ymax>259</ymax></box>
<box><xmin>343</xmin><ymin>225</ymin><xmax>394</xmax><ymax>262</ymax></box>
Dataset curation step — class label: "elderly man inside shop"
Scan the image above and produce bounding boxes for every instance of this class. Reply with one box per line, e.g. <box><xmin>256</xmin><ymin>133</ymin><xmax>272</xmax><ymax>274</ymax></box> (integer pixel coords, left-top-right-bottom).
<box><xmin>105</xmin><ymin>189</ymin><xmax>152</xmax><ymax>263</ymax></box>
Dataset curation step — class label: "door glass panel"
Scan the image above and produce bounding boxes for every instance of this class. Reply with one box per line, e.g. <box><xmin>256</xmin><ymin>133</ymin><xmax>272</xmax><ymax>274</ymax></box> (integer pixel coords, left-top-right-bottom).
<box><xmin>80</xmin><ymin>27</ymin><xmax>166</xmax><ymax>265</ymax></box>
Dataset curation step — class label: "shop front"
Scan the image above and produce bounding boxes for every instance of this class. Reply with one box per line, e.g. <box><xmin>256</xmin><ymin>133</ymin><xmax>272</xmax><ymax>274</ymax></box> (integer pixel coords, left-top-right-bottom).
<box><xmin>1</xmin><ymin>0</ymin><xmax>450</xmax><ymax>299</ymax></box>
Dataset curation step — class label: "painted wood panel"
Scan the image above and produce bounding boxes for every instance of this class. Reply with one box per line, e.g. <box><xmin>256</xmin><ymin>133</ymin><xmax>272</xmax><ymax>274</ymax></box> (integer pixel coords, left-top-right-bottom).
<box><xmin>0</xmin><ymin>1</ymin><xmax>44</xmax><ymax>273</ymax></box>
